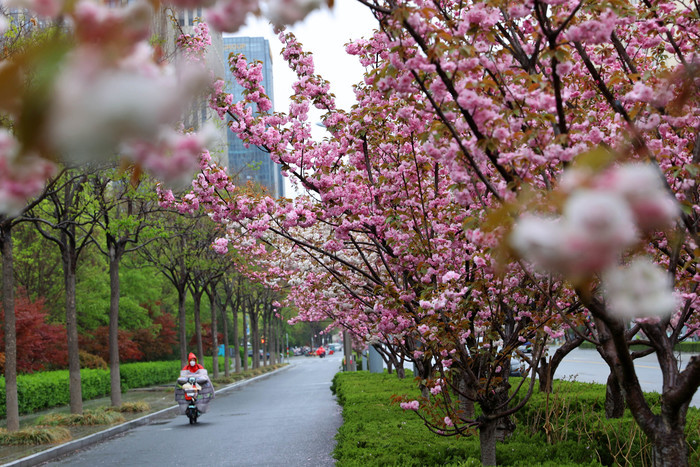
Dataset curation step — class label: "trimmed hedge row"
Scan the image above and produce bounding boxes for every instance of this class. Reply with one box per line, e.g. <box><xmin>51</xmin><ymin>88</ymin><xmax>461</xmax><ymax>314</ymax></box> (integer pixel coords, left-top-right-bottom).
<box><xmin>0</xmin><ymin>356</ymin><xmax>228</xmax><ymax>417</ymax></box>
<box><xmin>578</xmin><ymin>341</ymin><xmax>700</xmax><ymax>353</ymax></box>
<box><xmin>332</xmin><ymin>372</ymin><xmax>700</xmax><ymax>466</ymax></box>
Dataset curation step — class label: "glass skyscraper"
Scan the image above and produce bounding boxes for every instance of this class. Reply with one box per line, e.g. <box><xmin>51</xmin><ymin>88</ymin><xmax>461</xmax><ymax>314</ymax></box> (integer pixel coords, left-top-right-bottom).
<box><xmin>223</xmin><ymin>37</ymin><xmax>285</xmax><ymax>198</ymax></box>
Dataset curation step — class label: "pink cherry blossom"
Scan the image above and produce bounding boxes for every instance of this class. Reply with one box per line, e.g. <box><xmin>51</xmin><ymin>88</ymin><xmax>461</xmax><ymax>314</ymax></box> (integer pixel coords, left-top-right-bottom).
<box><xmin>212</xmin><ymin>237</ymin><xmax>229</xmax><ymax>255</ymax></box>
<box><xmin>400</xmin><ymin>400</ymin><xmax>420</xmax><ymax>411</ymax></box>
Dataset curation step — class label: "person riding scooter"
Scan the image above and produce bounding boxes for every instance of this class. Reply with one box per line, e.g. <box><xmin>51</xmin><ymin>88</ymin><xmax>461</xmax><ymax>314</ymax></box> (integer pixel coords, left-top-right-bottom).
<box><xmin>175</xmin><ymin>352</ymin><xmax>215</xmax><ymax>423</ymax></box>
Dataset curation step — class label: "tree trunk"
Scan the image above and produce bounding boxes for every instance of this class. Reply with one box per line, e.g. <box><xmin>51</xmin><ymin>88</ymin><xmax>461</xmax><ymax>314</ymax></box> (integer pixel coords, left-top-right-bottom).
<box><xmin>242</xmin><ymin>311</ymin><xmax>248</xmax><ymax>371</ymax></box>
<box><xmin>211</xmin><ymin>291</ymin><xmax>219</xmax><ymax>379</ymax></box>
<box><xmin>233</xmin><ymin>302</ymin><xmax>241</xmax><ymax>372</ymax></box>
<box><xmin>108</xmin><ymin>246</ymin><xmax>122</xmax><ymax>407</ymax></box>
<box><xmin>651</xmin><ymin>423</ymin><xmax>689</xmax><ymax>467</ymax></box>
<box><xmin>458</xmin><ymin>371</ymin><xmax>476</xmax><ymax>420</ymax></box>
<box><xmin>251</xmin><ymin>310</ymin><xmax>260</xmax><ymax>369</ymax></box>
<box><xmin>178</xmin><ymin>287</ymin><xmax>187</xmax><ymax>367</ymax></box>
<box><xmin>262</xmin><ymin>311</ymin><xmax>269</xmax><ymax>367</ymax></box>
<box><xmin>479</xmin><ymin>419</ymin><xmax>498</xmax><ymax>466</ymax></box>
<box><xmin>538</xmin><ymin>357</ymin><xmax>554</xmax><ymax>393</ymax></box>
<box><xmin>272</xmin><ymin>320</ymin><xmax>279</xmax><ymax>365</ymax></box>
<box><xmin>63</xmin><ymin>242</ymin><xmax>82</xmax><ymax>414</ymax></box>
<box><xmin>538</xmin><ymin>336</ymin><xmax>584</xmax><ymax>393</ymax></box>
<box><xmin>1</xmin><ymin>224</ymin><xmax>19</xmax><ymax>431</ymax></box>
<box><xmin>221</xmin><ymin>304</ymin><xmax>230</xmax><ymax>377</ymax></box>
<box><xmin>193</xmin><ymin>289</ymin><xmax>204</xmax><ymax>362</ymax></box>
<box><xmin>605</xmin><ymin>371</ymin><xmax>625</xmax><ymax>419</ymax></box>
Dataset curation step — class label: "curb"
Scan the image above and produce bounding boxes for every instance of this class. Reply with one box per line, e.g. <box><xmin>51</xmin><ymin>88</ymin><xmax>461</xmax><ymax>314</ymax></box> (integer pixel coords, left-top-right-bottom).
<box><xmin>3</xmin><ymin>364</ymin><xmax>292</xmax><ymax>467</ymax></box>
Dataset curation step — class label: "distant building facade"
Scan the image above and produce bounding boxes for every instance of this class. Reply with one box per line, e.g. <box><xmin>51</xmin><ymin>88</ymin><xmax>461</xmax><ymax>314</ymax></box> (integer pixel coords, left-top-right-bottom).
<box><xmin>223</xmin><ymin>36</ymin><xmax>285</xmax><ymax>198</ymax></box>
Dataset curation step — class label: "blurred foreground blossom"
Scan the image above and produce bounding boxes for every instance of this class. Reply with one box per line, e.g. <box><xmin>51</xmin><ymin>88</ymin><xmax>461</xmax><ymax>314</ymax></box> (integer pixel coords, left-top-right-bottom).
<box><xmin>0</xmin><ymin>0</ymin><xmax>328</xmax><ymax>214</ymax></box>
<box><xmin>603</xmin><ymin>257</ymin><xmax>678</xmax><ymax>321</ymax></box>
<box><xmin>265</xmin><ymin>0</ymin><xmax>322</xmax><ymax>28</ymax></box>
<box><xmin>121</xmin><ymin>124</ymin><xmax>218</xmax><ymax>188</ymax></box>
<box><xmin>596</xmin><ymin>164</ymin><xmax>680</xmax><ymax>231</ymax></box>
<box><xmin>510</xmin><ymin>163</ymin><xmax>678</xmax><ymax>277</ymax></box>
<box><xmin>509</xmin><ymin>215</ymin><xmax>567</xmax><ymax>271</ymax></box>
<box><xmin>559</xmin><ymin>190</ymin><xmax>638</xmax><ymax>273</ymax></box>
<box><xmin>6</xmin><ymin>0</ymin><xmax>65</xmax><ymax>18</ymax></box>
<box><xmin>48</xmin><ymin>45</ymin><xmax>210</xmax><ymax>165</ymax></box>
<box><xmin>0</xmin><ymin>130</ymin><xmax>56</xmax><ymax>216</ymax></box>
<box><xmin>203</xmin><ymin>0</ymin><xmax>323</xmax><ymax>32</ymax></box>
<box><xmin>204</xmin><ymin>0</ymin><xmax>258</xmax><ymax>33</ymax></box>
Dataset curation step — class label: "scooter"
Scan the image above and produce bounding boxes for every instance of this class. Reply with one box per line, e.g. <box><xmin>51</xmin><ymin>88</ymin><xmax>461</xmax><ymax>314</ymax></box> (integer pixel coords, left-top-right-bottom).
<box><xmin>183</xmin><ymin>376</ymin><xmax>201</xmax><ymax>424</ymax></box>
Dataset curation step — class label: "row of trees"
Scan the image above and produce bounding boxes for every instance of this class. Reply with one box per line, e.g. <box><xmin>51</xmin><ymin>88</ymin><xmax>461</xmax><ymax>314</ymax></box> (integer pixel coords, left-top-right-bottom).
<box><xmin>0</xmin><ymin>161</ymin><xmax>291</xmax><ymax>431</ymax></box>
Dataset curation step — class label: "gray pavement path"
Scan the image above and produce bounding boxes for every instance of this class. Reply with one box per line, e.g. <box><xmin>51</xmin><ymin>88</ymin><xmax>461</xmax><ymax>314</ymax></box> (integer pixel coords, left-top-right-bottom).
<box><xmin>45</xmin><ymin>355</ymin><xmax>343</xmax><ymax>467</ymax></box>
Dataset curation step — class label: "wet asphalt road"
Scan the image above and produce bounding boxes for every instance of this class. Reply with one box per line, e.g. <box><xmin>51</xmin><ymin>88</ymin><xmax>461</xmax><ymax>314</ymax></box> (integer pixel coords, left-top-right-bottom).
<box><xmin>555</xmin><ymin>347</ymin><xmax>700</xmax><ymax>407</ymax></box>
<box><xmin>48</xmin><ymin>354</ymin><xmax>343</xmax><ymax>466</ymax></box>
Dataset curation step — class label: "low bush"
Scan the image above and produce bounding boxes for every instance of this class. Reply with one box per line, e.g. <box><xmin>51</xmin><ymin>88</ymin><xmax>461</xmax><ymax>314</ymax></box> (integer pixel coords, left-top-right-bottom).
<box><xmin>109</xmin><ymin>401</ymin><xmax>151</xmax><ymax>413</ymax></box>
<box><xmin>0</xmin><ymin>426</ymin><xmax>71</xmax><ymax>445</ymax></box>
<box><xmin>78</xmin><ymin>351</ymin><xmax>108</xmax><ymax>370</ymax></box>
<box><xmin>38</xmin><ymin>409</ymin><xmax>125</xmax><ymax>426</ymax></box>
<box><xmin>332</xmin><ymin>372</ymin><xmax>699</xmax><ymax>466</ymax></box>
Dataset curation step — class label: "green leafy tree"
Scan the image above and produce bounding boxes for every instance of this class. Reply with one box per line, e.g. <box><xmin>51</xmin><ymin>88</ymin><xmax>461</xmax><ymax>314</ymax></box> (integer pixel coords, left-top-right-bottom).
<box><xmin>87</xmin><ymin>166</ymin><xmax>163</xmax><ymax>406</ymax></box>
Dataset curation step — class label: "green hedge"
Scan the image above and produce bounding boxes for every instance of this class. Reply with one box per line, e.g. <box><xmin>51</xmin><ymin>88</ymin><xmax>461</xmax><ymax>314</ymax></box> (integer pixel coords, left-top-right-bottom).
<box><xmin>119</xmin><ymin>361</ymin><xmax>182</xmax><ymax>391</ymax></box>
<box><xmin>0</xmin><ymin>356</ymin><xmax>228</xmax><ymax>417</ymax></box>
<box><xmin>332</xmin><ymin>372</ymin><xmax>700</xmax><ymax>466</ymax></box>
<box><xmin>578</xmin><ymin>341</ymin><xmax>700</xmax><ymax>353</ymax></box>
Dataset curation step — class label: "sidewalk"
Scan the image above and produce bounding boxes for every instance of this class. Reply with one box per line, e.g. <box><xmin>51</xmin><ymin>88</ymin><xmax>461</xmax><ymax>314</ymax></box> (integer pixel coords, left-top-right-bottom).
<box><xmin>0</xmin><ymin>364</ymin><xmax>289</xmax><ymax>466</ymax></box>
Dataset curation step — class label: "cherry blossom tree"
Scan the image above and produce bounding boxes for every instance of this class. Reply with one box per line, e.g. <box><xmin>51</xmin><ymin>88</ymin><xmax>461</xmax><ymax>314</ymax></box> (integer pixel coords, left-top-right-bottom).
<box><xmin>351</xmin><ymin>1</ymin><xmax>700</xmax><ymax>465</ymax></box>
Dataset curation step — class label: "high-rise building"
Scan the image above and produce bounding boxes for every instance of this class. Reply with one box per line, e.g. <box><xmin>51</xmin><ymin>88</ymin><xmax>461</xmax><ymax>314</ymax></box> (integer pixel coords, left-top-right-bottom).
<box><xmin>223</xmin><ymin>37</ymin><xmax>285</xmax><ymax>198</ymax></box>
